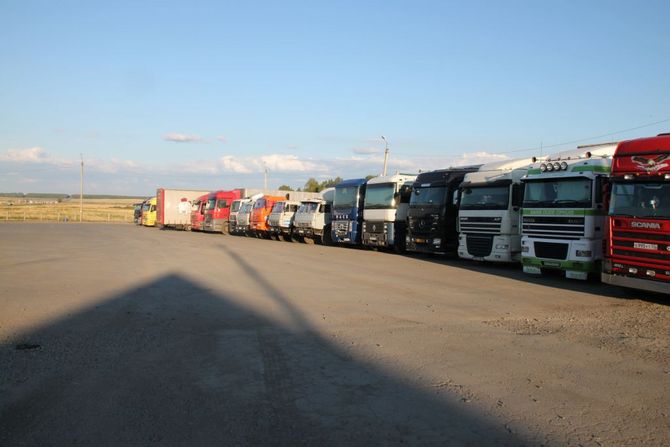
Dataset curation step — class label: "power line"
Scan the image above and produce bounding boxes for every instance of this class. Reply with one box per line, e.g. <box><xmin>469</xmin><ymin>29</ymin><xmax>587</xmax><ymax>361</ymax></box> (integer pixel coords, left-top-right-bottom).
<box><xmin>493</xmin><ymin>117</ymin><xmax>670</xmax><ymax>155</ymax></box>
<box><xmin>392</xmin><ymin>117</ymin><xmax>670</xmax><ymax>158</ymax></box>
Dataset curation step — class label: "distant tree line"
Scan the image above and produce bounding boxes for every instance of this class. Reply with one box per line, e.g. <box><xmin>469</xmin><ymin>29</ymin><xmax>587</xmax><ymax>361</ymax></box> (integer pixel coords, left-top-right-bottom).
<box><xmin>278</xmin><ymin>175</ymin><xmax>376</xmax><ymax>193</ymax></box>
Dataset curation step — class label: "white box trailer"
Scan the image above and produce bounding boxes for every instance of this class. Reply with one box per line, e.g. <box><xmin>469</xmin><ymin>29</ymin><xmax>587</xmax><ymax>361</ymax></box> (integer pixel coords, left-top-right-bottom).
<box><xmin>156</xmin><ymin>188</ymin><xmax>212</xmax><ymax>230</ymax></box>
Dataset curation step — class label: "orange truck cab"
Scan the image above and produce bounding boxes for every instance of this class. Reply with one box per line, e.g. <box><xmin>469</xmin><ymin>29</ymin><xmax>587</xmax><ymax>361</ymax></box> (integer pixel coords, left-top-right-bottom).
<box><xmin>250</xmin><ymin>195</ymin><xmax>287</xmax><ymax>237</ymax></box>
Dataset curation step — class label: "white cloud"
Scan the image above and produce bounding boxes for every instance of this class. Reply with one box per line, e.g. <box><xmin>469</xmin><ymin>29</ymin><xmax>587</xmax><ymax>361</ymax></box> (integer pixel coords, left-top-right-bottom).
<box><xmin>1</xmin><ymin>147</ymin><xmax>51</xmax><ymax>162</ymax></box>
<box><xmin>219</xmin><ymin>155</ymin><xmax>253</xmax><ymax>174</ymax></box>
<box><xmin>163</xmin><ymin>133</ymin><xmax>202</xmax><ymax>143</ymax></box>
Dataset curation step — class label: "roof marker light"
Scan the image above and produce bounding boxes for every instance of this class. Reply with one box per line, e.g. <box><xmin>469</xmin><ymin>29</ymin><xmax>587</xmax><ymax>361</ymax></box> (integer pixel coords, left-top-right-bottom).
<box><xmin>665</xmin><ymin>173</ymin><xmax>670</xmax><ymax>180</ymax></box>
<box><xmin>553</xmin><ymin>162</ymin><xmax>561</xmax><ymax>171</ymax></box>
<box><xmin>585</xmin><ymin>151</ymin><xmax>592</xmax><ymax>158</ymax></box>
<box><xmin>560</xmin><ymin>161</ymin><xmax>568</xmax><ymax>170</ymax></box>
<box><xmin>624</xmin><ymin>174</ymin><xmax>634</xmax><ymax>180</ymax></box>
<box><xmin>546</xmin><ymin>163</ymin><xmax>554</xmax><ymax>172</ymax></box>
<box><xmin>540</xmin><ymin>163</ymin><xmax>547</xmax><ymax>172</ymax></box>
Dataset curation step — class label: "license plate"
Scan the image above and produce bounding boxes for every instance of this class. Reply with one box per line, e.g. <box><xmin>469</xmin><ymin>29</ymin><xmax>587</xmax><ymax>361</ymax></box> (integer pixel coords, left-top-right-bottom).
<box><xmin>634</xmin><ymin>242</ymin><xmax>658</xmax><ymax>250</ymax></box>
<box><xmin>566</xmin><ymin>270</ymin><xmax>588</xmax><ymax>280</ymax></box>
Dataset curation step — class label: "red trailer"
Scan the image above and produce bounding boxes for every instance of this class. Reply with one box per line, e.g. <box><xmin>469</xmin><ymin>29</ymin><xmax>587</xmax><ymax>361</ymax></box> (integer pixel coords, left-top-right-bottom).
<box><xmin>602</xmin><ymin>134</ymin><xmax>670</xmax><ymax>294</ymax></box>
<box><xmin>202</xmin><ymin>190</ymin><xmax>244</xmax><ymax>233</ymax></box>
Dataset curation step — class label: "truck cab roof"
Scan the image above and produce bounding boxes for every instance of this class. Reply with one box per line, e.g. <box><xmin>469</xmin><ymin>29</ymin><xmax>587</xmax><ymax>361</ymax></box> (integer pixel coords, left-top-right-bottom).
<box><xmin>414</xmin><ymin>166</ymin><xmax>480</xmax><ymax>187</ymax></box>
<box><xmin>462</xmin><ymin>157</ymin><xmax>537</xmax><ymax>187</ymax></box>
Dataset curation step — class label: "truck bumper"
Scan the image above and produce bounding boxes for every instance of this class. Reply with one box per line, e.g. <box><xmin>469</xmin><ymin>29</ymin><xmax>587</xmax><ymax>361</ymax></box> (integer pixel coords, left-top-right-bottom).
<box><xmin>458</xmin><ymin>234</ymin><xmax>520</xmax><ymax>263</ymax></box>
<box><xmin>602</xmin><ymin>272</ymin><xmax>670</xmax><ymax>294</ymax></box>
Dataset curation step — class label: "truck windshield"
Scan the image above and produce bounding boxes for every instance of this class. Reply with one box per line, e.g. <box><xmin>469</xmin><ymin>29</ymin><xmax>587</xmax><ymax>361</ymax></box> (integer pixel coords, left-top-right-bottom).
<box><xmin>460</xmin><ymin>186</ymin><xmax>509</xmax><ymax>210</ymax></box>
<box><xmin>609</xmin><ymin>182</ymin><xmax>670</xmax><ymax>219</ymax></box>
<box><xmin>410</xmin><ymin>186</ymin><xmax>446</xmax><ymax>206</ymax></box>
<box><xmin>206</xmin><ymin>198</ymin><xmax>216</xmax><ymax>210</ymax></box>
<box><xmin>271</xmin><ymin>202</ymin><xmax>284</xmax><ymax>213</ymax></box>
<box><xmin>364</xmin><ymin>183</ymin><xmax>395</xmax><ymax>209</ymax></box>
<box><xmin>191</xmin><ymin>201</ymin><xmax>200</xmax><ymax>212</ymax></box>
<box><xmin>231</xmin><ymin>201</ymin><xmax>242</xmax><ymax>212</ymax></box>
<box><xmin>523</xmin><ymin>178</ymin><xmax>592</xmax><ymax>208</ymax></box>
<box><xmin>334</xmin><ymin>186</ymin><xmax>359</xmax><ymax>207</ymax></box>
<box><xmin>253</xmin><ymin>199</ymin><xmax>266</xmax><ymax>209</ymax></box>
<box><xmin>299</xmin><ymin>202</ymin><xmax>319</xmax><ymax>213</ymax></box>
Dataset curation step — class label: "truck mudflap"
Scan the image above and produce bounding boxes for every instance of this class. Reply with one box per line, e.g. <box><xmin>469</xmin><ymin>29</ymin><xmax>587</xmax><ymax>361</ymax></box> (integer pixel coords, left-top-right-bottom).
<box><xmin>602</xmin><ymin>272</ymin><xmax>670</xmax><ymax>295</ymax></box>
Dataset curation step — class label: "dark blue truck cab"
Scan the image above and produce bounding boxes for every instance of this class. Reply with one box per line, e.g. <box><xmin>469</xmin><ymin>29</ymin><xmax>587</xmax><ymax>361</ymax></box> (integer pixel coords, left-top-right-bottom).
<box><xmin>331</xmin><ymin>178</ymin><xmax>367</xmax><ymax>245</ymax></box>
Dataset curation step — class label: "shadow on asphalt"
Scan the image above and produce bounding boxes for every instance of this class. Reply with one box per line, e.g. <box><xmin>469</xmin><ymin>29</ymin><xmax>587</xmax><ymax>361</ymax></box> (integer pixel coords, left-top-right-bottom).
<box><xmin>400</xmin><ymin>252</ymin><xmax>669</xmax><ymax>305</ymax></box>
<box><xmin>0</xmin><ymin>252</ymin><xmax>529</xmax><ymax>446</ymax></box>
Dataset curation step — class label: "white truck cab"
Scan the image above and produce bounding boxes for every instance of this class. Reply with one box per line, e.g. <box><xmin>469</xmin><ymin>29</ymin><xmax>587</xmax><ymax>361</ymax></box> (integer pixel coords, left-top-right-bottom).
<box><xmin>458</xmin><ymin>158</ymin><xmax>537</xmax><ymax>262</ymax></box>
<box><xmin>520</xmin><ymin>143</ymin><xmax>617</xmax><ymax>280</ymax></box>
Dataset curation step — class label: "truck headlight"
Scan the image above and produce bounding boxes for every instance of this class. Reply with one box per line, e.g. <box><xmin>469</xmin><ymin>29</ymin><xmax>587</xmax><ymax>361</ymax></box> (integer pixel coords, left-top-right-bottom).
<box><xmin>522</xmin><ymin>246</ymin><xmax>529</xmax><ymax>253</ymax></box>
<box><xmin>433</xmin><ymin>238</ymin><xmax>441</xmax><ymax>245</ymax></box>
<box><xmin>576</xmin><ymin>250</ymin><xmax>592</xmax><ymax>257</ymax></box>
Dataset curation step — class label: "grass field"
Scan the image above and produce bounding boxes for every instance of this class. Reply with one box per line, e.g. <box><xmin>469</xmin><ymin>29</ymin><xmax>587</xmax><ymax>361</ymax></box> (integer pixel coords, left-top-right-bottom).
<box><xmin>0</xmin><ymin>197</ymin><xmax>139</xmax><ymax>223</ymax></box>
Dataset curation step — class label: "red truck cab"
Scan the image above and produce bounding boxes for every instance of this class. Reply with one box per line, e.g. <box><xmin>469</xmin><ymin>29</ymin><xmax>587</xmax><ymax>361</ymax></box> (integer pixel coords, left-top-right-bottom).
<box><xmin>602</xmin><ymin>134</ymin><xmax>670</xmax><ymax>294</ymax></box>
<box><xmin>203</xmin><ymin>190</ymin><xmax>243</xmax><ymax>233</ymax></box>
<box><xmin>190</xmin><ymin>194</ymin><xmax>209</xmax><ymax>231</ymax></box>
<box><xmin>250</xmin><ymin>195</ymin><xmax>287</xmax><ymax>237</ymax></box>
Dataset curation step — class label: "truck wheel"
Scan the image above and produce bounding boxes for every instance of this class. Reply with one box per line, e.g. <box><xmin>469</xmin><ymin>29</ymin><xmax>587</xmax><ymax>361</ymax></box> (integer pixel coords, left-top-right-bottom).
<box><xmin>322</xmin><ymin>225</ymin><xmax>333</xmax><ymax>246</ymax></box>
<box><xmin>393</xmin><ymin>229</ymin><xmax>406</xmax><ymax>254</ymax></box>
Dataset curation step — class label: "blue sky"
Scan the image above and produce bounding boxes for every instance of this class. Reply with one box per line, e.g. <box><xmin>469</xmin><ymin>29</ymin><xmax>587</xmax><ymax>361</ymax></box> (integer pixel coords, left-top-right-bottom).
<box><xmin>1</xmin><ymin>0</ymin><xmax>669</xmax><ymax>194</ymax></box>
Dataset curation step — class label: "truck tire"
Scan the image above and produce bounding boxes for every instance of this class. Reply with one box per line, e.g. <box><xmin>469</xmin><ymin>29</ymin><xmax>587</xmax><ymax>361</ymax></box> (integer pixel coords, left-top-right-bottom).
<box><xmin>322</xmin><ymin>225</ymin><xmax>333</xmax><ymax>246</ymax></box>
<box><xmin>393</xmin><ymin>228</ymin><xmax>406</xmax><ymax>254</ymax></box>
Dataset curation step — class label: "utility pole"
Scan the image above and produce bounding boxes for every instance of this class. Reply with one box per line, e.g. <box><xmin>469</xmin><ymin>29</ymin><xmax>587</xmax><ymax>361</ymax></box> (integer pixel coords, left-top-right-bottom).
<box><xmin>79</xmin><ymin>154</ymin><xmax>84</xmax><ymax>222</ymax></box>
<box><xmin>264</xmin><ymin>166</ymin><xmax>268</xmax><ymax>190</ymax></box>
<box><xmin>381</xmin><ymin>135</ymin><xmax>389</xmax><ymax>176</ymax></box>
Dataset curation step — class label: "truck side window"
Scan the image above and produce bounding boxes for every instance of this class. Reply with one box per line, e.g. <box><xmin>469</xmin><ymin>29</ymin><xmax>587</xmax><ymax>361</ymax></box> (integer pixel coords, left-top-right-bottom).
<box><xmin>594</xmin><ymin>176</ymin><xmax>607</xmax><ymax>204</ymax></box>
<box><xmin>324</xmin><ymin>204</ymin><xmax>331</xmax><ymax>213</ymax></box>
<box><xmin>511</xmin><ymin>184</ymin><xmax>524</xmax><ymax>207</ymax></box>
<box><xmin>218</xmin><ymin>200</ymin><xmax>228</xmax><ymax>209</ymax></box>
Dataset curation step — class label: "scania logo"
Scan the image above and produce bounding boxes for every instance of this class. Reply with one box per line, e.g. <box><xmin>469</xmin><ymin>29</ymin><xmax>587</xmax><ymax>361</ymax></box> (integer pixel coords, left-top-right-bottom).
<box><xmin>630</xmin><ymin>221</ymin><xmax>661</xmax><ymax>229</ymax></box>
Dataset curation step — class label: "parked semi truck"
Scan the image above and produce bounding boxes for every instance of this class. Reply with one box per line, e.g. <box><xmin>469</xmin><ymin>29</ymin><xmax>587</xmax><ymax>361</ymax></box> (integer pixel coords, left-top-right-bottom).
<box><xmin>142</xmin><ymin>197</ymin><xmax>157</xmax><ymax>227</ymax></box>
<box><xmin>361</xmin><ymin>174</ymin><xmax>416</xmax><ymax>252</ymax></box>
<box><xmin>190</xmin><ymin>194</ymin><xmax>208</xmax><ymax>231</ymax></box>
<box><xmin>331</xmin><ymin>179</ymin><xmax>367</xmax><ymax>245</ymax></box>
<box><xmin>602</xmin><ymin>134</ymin><xmax>670</xmax><ymax>294</ymax></box>
<box><xmin>457</xmin><ymin>158</ymin><xmax>537</xmax><ymax>262</ymax></box>
<box><xmin>202</xmin><ymin>190</ymin><xmax>243</xmax><ymax>233</ymax></box>
<box><xmin>228</xmin><ymin>198</ymin><xmax>249</xmax><ymax>234</ymax></box>
<box><xmin>293</xmin><ymin>188</ymin><xmax>335</xmax><ymax>244</ymax></box>
<box><xmin>235</xmin><ymin>196</ymin><xmax>259</xmax><ymax>236</ymax></box>
<box><xmin>250</xmin><ymin>195</ymin><xmax>287</xmax><ymax>237</ymax></box>
<box><xmin>268</xmin><ymin>200</ymin><xmax>301</xmax><ymax>241</ymax></box>
<box><xmin>406</xmin><ymin>166</ymin><xmax>480</xmax><ymax>254</ymax></box>
<box><xmin>156</xmin><ymin>188</ymin><xmax>210</xmax><ymax>230</ymax></box>
<box><xmin>520</xmin><ymin>142</ymin><xmax>617</xmax><ymax>280</ymax></box>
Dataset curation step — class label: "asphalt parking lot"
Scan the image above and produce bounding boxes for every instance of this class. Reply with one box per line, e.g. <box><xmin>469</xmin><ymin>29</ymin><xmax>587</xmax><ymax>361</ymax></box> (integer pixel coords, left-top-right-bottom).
<box><xmin>1</xmin><ymin>223</ymin><xmax>669</xmax><ymax>446</ymax></box>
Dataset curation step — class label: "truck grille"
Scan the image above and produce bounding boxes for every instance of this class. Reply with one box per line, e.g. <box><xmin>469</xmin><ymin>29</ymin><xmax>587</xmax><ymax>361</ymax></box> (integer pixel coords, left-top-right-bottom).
<box><xmin>366</xmin><ymin>221</ymin><xmax>385</xmax><ymax>234</ymax></box>
<box><xmin>534</xmin><ymin>241</ymin><xmax>568</xmax><ymax>260</ymax></box>
<box><xmin>522</xmin><ymin>216</ymin><xmax>584</xmax><ymax>240</ymax></box>
<box><xmin>466</xmin><ymin>234</ymin><xmax>493</xmax><ymax>257</ymax></box>
<box><xmin>459</xmin><ymin>216</ymin><xmax>501</xmax><ymax>234</ymax></box>
<box><xmin>611</xmin><ymin>229</ymin><xmax>670</xmax><ymax>264</ymax></box>
<box><xmin>333</xmin><ymin>221</ymin><xmax>348</xmax><ymax>232</ymax></box>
